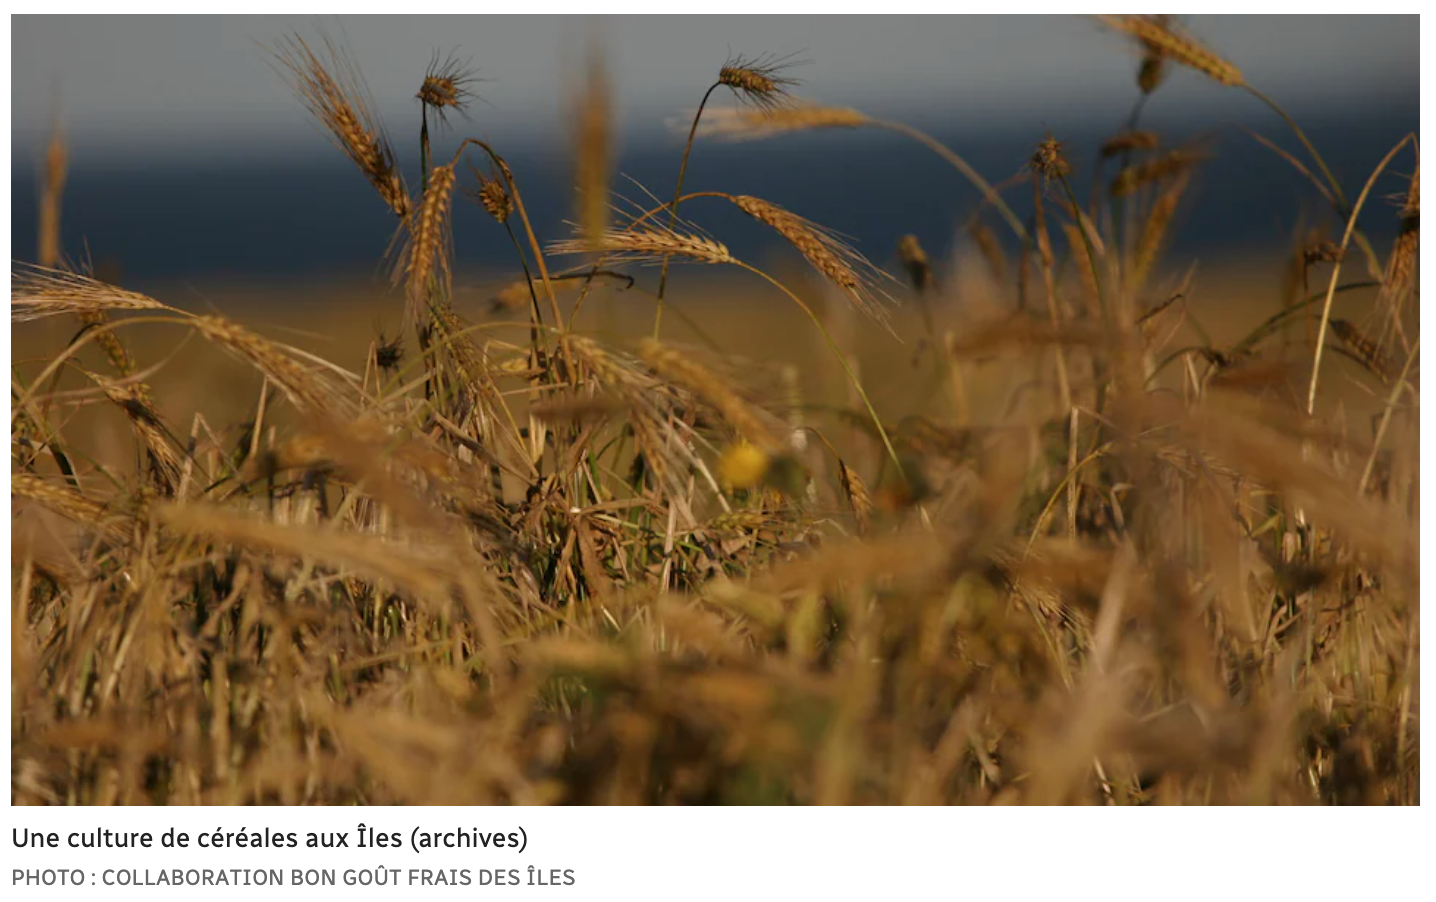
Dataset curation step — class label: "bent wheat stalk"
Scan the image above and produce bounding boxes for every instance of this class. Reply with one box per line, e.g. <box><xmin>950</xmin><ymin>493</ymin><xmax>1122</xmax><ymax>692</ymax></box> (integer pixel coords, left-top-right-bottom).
<box><xmin>1307</xmin><ymin>134</ymin><xmax>1414</xmax><ymax>415</ymax></box>
<box><xmin>696</xmin><ymin>106</ymin><xmax>1027</xmax><ymax>240</ymax></box>
<box><xmin>654</xmin><ymin>54</ymin><xmax>804</xmax><ymax>338</ymax></box>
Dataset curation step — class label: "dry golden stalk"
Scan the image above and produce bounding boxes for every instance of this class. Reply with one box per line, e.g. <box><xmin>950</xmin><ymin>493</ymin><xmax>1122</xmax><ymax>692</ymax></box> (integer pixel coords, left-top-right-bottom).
<box><xmin>717</xmin><ymin>53</ymin><xmax>803</xmax><ymax>109</ymax></box>
<box><xmin>728</xmin><ymin>194</ymin><xmax>893</xmax><ymax>320</ymax></box>
<box><xmin>838</xmin><ymin>460</ymin><xmax>873</xmax><ymax>534</ymax></box>
<box><xmin>1330</xmin><ymin>319</ymin><xmax>1393</xmax><ymax>381</ymax></box>
<box><xmin>406</xmin><ymin>164</ymin><xmax>458</xmax><ymax>321</ymax></box>
<box><xmin>1401</xmin><ymin>161</ymin><xmax>1420</xmax><ymax>219</ymax></box>
<box><xmin>1063</xmin><ymin>221</ymin><xmax>1099</xmax><ymax>311</ymax></box>
<box><xmin>573</xmin><ymin>40</ymin><xmax>611</xmax><ymax>246</ymax></box>
<box><xmin>39</xmin><ymin>124</ymin><xmax>66</xmax><ymax>268</ymax></box>
<box><xmin>94</xmin><ymin>375</ymin><xmax>183</xmax><ymax>496</ymax></box>
<box><xmin>897</xmin><ymin>234</ymin><xmax>934</xmax><ymax>293</ymax></box>
<box><xmin>417</xmin><ymin>52</ymin><xmax>477</xmax><ymax>125</ymax></box>
<box><xmin>1380</xmin><ymin>162</ymin><xmax>1420</xmax><ymax>319</ymax></box>
<box><xmin>1382</xmin><ymin>228</ymin><xmax>1419</xmax><ymax>315</ymax></box>
<box><xmin>272</xmin><ymin>33</ymin><xmax>410</xmax><ymax>218</ymax></box>
<box><xmin>567</xmin><ymin>335</ymin><xmax>627</xmax><ymax>387</ymax></box>
<box><xmin>1099</xmin><ymin>15</ymin><xmax>1245</xmax><ymax>87</ymax></box>
<box><xmin>1132</xmin><ymin>171</ymin><xmax>1192</xmax><ymax>294</ymax></box>
<box><xmin>161</xmin><ymin>504</ymin><xmax>460</xmax><ymax>602</ymax></box>
<box><xmin>20</xmin><ymin>266</ymin><xmax>158</xmax><ymax>419</ymax></box>
<box><xmin>77</xmin><ymin>311</ymin><xmax>138</xmax><ymax>378</ymax></box>
<box><xmin>568</xmin><ymin>337</ymin><xmax>679</xmax><ymax>491</ymax></box>
<box><xmin>190</xmin><ymin>315</ymin><xmax>351</xmax><ymax>417</ymax></box>
<box><xmin>12</xmin><ymin>474</ymin><xmax>128</xmax><ymax>544</ymax></box>
<box><xmin>639</xmin><ymin>339</ymin><xmax>780</xmax><ymax>451</ymax></box>
<box><xmin>550</xmin><ymin>223</ymin><xmax>734</xmax><ymax>266</ymax></box>
<box><xmin>969</xmin><ymin>221</ymin><xmax>1008</xmax><ymax>285</ymax></box>
<box><xmin>428</xmin><ymin>299</ymin><xmax>502</xmax><ymax>416</ymax></box>
<box><xmin>1101</xmin><ymin>130</ymin><xmax>1160</xmax><ymax>159</ymax></box>
<box><xmin>695</xmin><ymin>104</ymin><xmax>869</xmax><ymax>140</ymax></box>
<box><xmin>706</xmin><ymin>509</ymin><xmax>774</xmax><ymax>533</ymax></box>
<box><xmin>1110</xmin><ymin>149</ymin><xmax>1202</xmax><ymax>197</ymax></box>
<box><xmin>529</xmin><ymin>395</ymin><xmax>628</xmax><ymax>426</ymax></box>
<box><xmin>11</xmin><ymin>263</ymin><xmax>171</xmax><ymax>323</ymax></box>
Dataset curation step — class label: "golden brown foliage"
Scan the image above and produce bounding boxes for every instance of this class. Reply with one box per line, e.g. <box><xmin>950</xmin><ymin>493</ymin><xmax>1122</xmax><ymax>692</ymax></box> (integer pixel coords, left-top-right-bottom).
<box><xmin>11</xmin><ymin>25</ymin><xmax>1418</xmax><ymax>809</ymax></box>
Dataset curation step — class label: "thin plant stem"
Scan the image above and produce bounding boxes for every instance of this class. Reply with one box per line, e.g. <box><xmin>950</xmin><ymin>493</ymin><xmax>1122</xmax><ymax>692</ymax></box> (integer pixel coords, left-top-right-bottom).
<box><xmin>1244</xmin><ymin>85</ymin><xmax>1381</xmax><ymax>277</ymax></box>
<box><xmin>420</xmin><ymin>105</ymin><xmax>431</xmax><ymax>194</ymax></box>
<box><xmin>1307</xmin><ymin>134</ymin><xmax>1412</xmax><ymax>415</ymax></box>
<box><xmin>654</xmin><ymin>82</ymin><xmax>722</xmax><ymax>340</ymax></box>
<box><xmin>453</xmin><ymin>140</ymin><xmax>567</xmax><ymax>360</ymax></box>
<box><xmin>729</xmin><ymin>259</ymin><xmax>905</xmax><ymax>481</ymax></box>
<box><xmin>1244</xmin><ymin>86</ymin><xmax>1348</xmax><ymax>208</ymax></box>
<box><xmin>1358</xmin><ymin>337</ymin><xmax>1419</xmax><ymax>496</ymax></box>
<box><xmin>1031</xmin><ymin>176</ymin><xmax>1073</xmax><ymax>413</ymax></box>
<box><xmin>871</xmin><ymin>117</ymin><xmax>1027</xmax><ymax>241</ymax></box>
<box><xmin>501</xmin><ymin>220</ymin><xmax>545</xmax><ymax>364</ymax></box>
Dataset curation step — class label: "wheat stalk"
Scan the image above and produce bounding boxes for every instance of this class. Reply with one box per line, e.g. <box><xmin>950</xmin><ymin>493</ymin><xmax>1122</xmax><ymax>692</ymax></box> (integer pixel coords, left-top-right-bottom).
<box><xmin>1132</xmin><ymin>171</ymin><xmax>1192</xmax><ymax>294</ymax></box>
<box><xmin>92</xmin><ymin>374</ymin><xmax>184</xmax><ymax>496</ymax></box>
<box><xmin>416</xmin><ymin>51</ymin><xmax>478</xmax><ymax>126</ymax></box>
<box><xmin>897</xmin><ymin>234</ymin><xmax>935</xmax><ymax>293</ymax></box>
<box><xmin>717</xmin><ymin>52</ymin><xmax>804</xmax><ymax>109</ymax></box>
<box><xmin>272</xmin><ymin>33</ymin><xmax>411</xmax><ymax>218</ymax></box>
<box><xmin>405</xmin><ymin>164</ymin><xmax>457</xmax><ymax>324</ymax></box>
<box><xmin>1110</xmin><ymin>149</ymin><xmax>1202</xmax><ymax>197</ymax></box>
<box><xmin>1379</xmin><ymin>161</ymin><xmax>1420</xmax><ymax>341</ymax></box>
<box><xmin>1330</xmin><ymin>319</ymin><xmax>1394</xmax><ymax>381</ymax></box>
<box><xmin>695</xmin><ymin>104</ymin><xmax>869</xmax><ymax>140</ymax></box>
<box><xmin>1100</xmin><ymin>130</ymin><xmax>1160</xmax><ymax>159</ymax></box>
<box><xmin>727</xmin><ymin>194</ymin><xmax>894</xmax><ymax>321</ymax></box>
<box><xmin>1098</xmin><ymin>15</ymin><xmax>1244</xmax><ymax>87</ymax></box>
<box><xmin>467</xmin><ymin>166</ymin><xmax>514</xmax><ymax>224</ymax></box>
<box><xmin>12</xmin><ymin>474</ymin><xmax>129</xmax><ymax>544</ymax></box>
<box><xmin>550</xmin><ymin>222</ymin><xmax>734</xmax><ymax>266</ymax></box>
<box><xmin>838</xmin><ymin>460</ymin><xmax>873</xmax><ymax>534</ymax></box>
<box><xmin>639</xmin><ymin>339</ymin><xmax>781</xmax><ymax>451</ymax></box>
<box><xmin>190</xmin><ymin>315</ymin><xmax>353</xmax><ymax>418</ymax></box>
<box><xmin>573</xmin><ymin>38</ymin><xmax>611</xmax><ymax>248</ymax></box>
<box><xmin>11</xmin><ymin>263</ymin><xmax>171</xmax><ymax>322</ymax></box>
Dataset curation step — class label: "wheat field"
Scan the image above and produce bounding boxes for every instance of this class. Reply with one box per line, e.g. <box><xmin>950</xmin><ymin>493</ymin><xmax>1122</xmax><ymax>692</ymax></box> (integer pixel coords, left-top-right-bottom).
<box><xmin>10</xmin><ymin>16</ymin><xmax>1419</xmax><ymax>805</ymax></box>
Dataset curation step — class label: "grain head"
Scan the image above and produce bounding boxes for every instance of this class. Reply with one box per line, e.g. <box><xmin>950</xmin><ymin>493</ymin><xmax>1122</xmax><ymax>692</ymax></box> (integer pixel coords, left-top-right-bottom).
<box><xmin>694</xmin><ymin>104</ymin><xmax>870</xmax><ymax>141</ymax></box>
<box><xmin>272</xmin><ymin>32</ymin><xmax>411</xmax><ymax>218</ymax></box>
<box><xmin>717</xmin><ymin>52</ymin><xmax>805</xmax><ymax>109</ymax></box>
<box><xmin>467</xmin><ymin>163</ymin><xmax>514</xmax><ymax>224</ymax></box>
<box><xmin>1031</xmin><ymin>133</ymin><xmax>1070</xmax><ymax>183</ymax></box>
<box><xmin>550</xmin><ymin>220</ymin><xmax>734</xmax><ymax>266</ymax></box>
<box><xmin>729</xmin><ymin>194</ymin><xmax>895</xmax><ymax>321</ymax></box>
<box><xmin>1099</xmin><ymin>15</ymin><xmax>1245</xmax><ymax>87</ymax></box>
<box><xmin>417</xmin><ymin>51</ymin><xmax>478</xmax><ymax>126</ymax></box>
<box><xmin>405</xmin><ymin>163</ymin><xmax>458</xmax><ymax>324</ymax></box>
<box><xmin>897</xmin><ymin>234</ymin><xmax>935</xmax><ymax>293</ymax></box>
<box><xmin>1100</xmin><ymin>130</ymin><xmax>1160</xmax><ymax>159</ymax></box>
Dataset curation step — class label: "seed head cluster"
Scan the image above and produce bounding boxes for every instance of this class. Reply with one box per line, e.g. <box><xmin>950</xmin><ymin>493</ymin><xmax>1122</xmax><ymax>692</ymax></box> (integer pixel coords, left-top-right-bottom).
<box><xmin>417</xmin><ymin>52</ymin><xmax>478</xmax><ymax>125</ymax></box>
<box><xmin>716</xmin><ymin>53</ymin><xmax>804</xmax><ymax>109</ymax></box>
<box><xmin>468</xmin><ymin>166</ymin><xmax>514</xmax><ymax>224</ymax></box>
<box><xmin>1031</xmin><ymin>134</ymin><xmax>1070</xmax><ymax>183</ymax></box>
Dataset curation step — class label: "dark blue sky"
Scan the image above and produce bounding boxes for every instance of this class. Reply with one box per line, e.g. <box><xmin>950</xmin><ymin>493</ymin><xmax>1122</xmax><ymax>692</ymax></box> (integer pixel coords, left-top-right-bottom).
<box><xmin>10</xmin><ymin>16</ymin><xmax>1420</xmax><ymax>285</ymax></box>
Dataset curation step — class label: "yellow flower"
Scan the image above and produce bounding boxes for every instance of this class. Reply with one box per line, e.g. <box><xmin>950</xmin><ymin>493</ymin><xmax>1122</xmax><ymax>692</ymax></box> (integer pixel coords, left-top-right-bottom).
<box><xmin>718</xmin><ymin>442</ymin><xmax>771</xmax><ymax>490</ymax></box>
